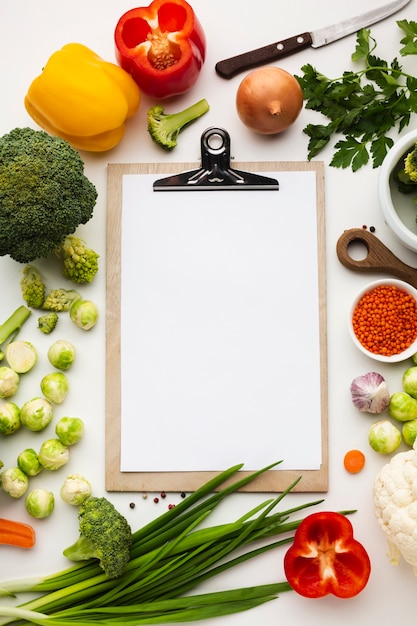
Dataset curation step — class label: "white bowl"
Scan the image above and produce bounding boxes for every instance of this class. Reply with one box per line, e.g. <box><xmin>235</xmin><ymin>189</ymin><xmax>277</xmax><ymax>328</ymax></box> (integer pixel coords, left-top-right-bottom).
<box><xmin>349</xmin><ymin>278</ymin><xmax>417</xmax><ymax>363</ymax></box>
<box><xmin>378</xmin><ymin>128</ymin><xmax>417</xmax><ymax>251</ymax></box>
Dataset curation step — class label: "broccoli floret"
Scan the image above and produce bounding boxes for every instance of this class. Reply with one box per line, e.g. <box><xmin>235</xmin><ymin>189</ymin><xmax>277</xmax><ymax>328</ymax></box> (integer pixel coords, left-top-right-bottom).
<box><xmin>42</xmin><ymin>289</ymin><xmax>81</xmax><ymax>312</ymax></box>
<box><xmin>56</xmin><ymin>236</ymin><xmax>99</xmax><ymax>284</ymax></box>
<box><xmin>38</xmin><ymin>312</ymin><xmax>59</xmax><ymax>334</ymax></box>
<box><xmin>63</xmin><ymin>497</ymin><xmax>132</xmax><ymax>579</ymax></box>
<box><xmin>20</xmin><ymin>264</ymin><xmax>46</xmax><ymax>308</ymax></box>
<box><xmin>404</xmin><ymin>145</ymin><xmax>417</xmax><ymax>183</ymax></box>
<box><xmin>147</xmin><ymin>99</ymin><xmax>209</xmax><ymax>150</ymax></box>
<box><xmin>394</xmin><ymin>143</ymin><xmax>417</xmax><ymax>194</ymax></box>
<box><xmin>0</xmin><ymin>127</ymin><xmax>97</xmax><ymax>263</ymax></box>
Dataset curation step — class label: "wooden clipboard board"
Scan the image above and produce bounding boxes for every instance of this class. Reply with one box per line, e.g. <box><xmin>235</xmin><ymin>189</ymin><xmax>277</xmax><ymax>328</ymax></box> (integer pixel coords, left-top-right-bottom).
<box><xmin>105</xmin><ymin>160</ymin><xmax>327</xmax><ymax>493</ymax></box>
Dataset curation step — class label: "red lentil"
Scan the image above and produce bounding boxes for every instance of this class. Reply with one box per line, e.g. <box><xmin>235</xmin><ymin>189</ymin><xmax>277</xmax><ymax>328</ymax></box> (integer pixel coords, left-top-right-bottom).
<box><xmin>352</xmin><ymin>284</ymin><xmax>417</xmax><ymax>356</ymax></box>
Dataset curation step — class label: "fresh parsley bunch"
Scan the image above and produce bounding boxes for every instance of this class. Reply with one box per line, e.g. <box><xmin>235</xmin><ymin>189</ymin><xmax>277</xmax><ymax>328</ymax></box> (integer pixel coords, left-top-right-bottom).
<box><xmin>296</xmin><ymin>20</ymin><xmax>417</xmax><ymax>171</ymax></box>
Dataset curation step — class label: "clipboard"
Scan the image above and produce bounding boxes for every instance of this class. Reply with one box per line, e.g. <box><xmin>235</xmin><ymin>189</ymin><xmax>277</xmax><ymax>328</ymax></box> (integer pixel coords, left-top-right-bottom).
<box><xmin>106</xmin><ymin>131</ymin><xmax>327</xmax><ymax>493</ymax></box>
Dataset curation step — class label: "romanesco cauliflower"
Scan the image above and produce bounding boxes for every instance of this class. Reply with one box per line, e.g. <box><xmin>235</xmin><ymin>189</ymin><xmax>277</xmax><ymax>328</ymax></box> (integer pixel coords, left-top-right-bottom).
<box><xmin>373</xmin><ymin>439</ymin><xmax>417</xmax><ymax>574</ymax></box>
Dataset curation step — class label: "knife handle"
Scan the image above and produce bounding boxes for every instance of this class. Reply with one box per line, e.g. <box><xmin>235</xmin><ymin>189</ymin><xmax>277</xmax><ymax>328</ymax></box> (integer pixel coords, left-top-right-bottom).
<box><xmin>215</xmin><ymin>32</ymin><xmax>313</xmax><ymax>79</ymax></box>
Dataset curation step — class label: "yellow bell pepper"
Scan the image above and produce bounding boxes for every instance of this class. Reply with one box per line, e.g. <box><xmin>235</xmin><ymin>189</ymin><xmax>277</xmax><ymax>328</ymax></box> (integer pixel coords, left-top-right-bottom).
<box><xmin>24</xmin><ymin>43</ymin><xmax>141</xmax><ymax>152</ymax></box>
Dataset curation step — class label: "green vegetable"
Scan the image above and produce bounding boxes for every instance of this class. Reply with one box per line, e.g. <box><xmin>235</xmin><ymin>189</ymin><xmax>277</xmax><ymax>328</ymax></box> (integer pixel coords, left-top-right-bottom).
<box><xmin>296</xmin><ymin>22</ymin><xmax>417</xmax><ymax>171</ymax></box>
<box><xmin>42</xmin><ymin>288</ymin><xmax>81</xmax><ymax>312</ymax></box>
<box><xmin>0</xmin><ymin>402</ymin><xmax>20</xmax><ymax>435</ymax></box>
<box><xmin>60</xmin><ymin>474</ymin><xmax>92</xmax><ymax>506</ymax></box>
<box><xmin>20</xmin><ymin>397</ymin><xmax>53</xmax><ymax>431</ymax></box>
<box><xmin>38</xmin><ymin>438</ymin><xmax>69</xmax><ymax>470</ymax></box>
<box><xmin>55</xmin><ymin>417</ymin><xmax>84</xmax><ymax>445</ymax></box>
<box><xmin>17</xmin><ymin>448</ymin><xmax>42</xmax><ymax>476</ymax></box>
<box><xmin>402</xmin><ymin>418</ymin><xmax>417</xmax><ymax>446</ymax></box>
<box><xmin>63</xmin><ymin>497</ymin><xmax>132</xmax><ymax>579</ymax></box>
<box><xmin>147</xmin><ymin>98</ymin><xmax>210</xmax><ymax>150</ymax></box>
<box><xmin>70</xmin><ymin>299</ymin><xmax>98</xmax><ymax>330</ymax></box>
<box><xmin>0</xmin><ymin>462</ymin><xmax>336</xmax><ymax>626</ymax></box>
<box><xmin>402</xmin><ymin>366</ymin><xmax>417</xmax><ymax>398</ymax></box>
<box><xmin>5</xmin><ymin>340</ymin><xmax>37</xmax><ymax>373</ymax></box>
<box><xmin>25</xmin><ymin>488</ymin><xmax>55</xmax><ymax>519</ymax></box>
<box><xmin>47</xmin><ymin>339</ymin><xmax>76</xmax><ymax>370</ymax></box>
<box><xmin>40</xmin><ymin>372</ymin><xmax>69</xmax><ymax>404</ymax></box>
<box><xmin>0</xmin><ymin>466</ymin><xmax>29</xmax><ymax>498</ymax></box>
<box><xmin>388</xmin><ymin>391</ymin><xmax>417</xmax><ymax>421</ymax></box>
<box><xmin>20</xmin><ymin>264</ymin><xmax>46</xmax><ymax>308</ymax></box>
<box><xmin>0</xmin><ymin>366</ymin><xmax>19</xmax><ymax>398</ymax></box>
<box><xmin>38</xmin><ymin>311</ymin><xmax>59</xmax><ymax>334</ymax></box>
<box><xmin>56</xmin><ymin>236</ymin><xmax>99</xmax><ymax>284</ymax></box>
<box><xmin>0</xmin><ymin>127</ymin><xmax>97</xmax><ymax>263</ymax></box>
<box><xmin>368</xmin><ymin>419</ymin><xmax>402</xmax><ymax>454</ymax></box>
<box><xmin>0</xmin><ymin>306</ymin><xmax>31</xmax><ymax>358</ymax></box>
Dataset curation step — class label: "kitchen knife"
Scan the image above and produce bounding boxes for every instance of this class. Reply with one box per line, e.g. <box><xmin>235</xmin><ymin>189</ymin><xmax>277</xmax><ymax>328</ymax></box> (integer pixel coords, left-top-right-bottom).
<box><xmin>215</xmin><ymin>0</ymin><xmax>412</xmax><ymax>79</ymax></box>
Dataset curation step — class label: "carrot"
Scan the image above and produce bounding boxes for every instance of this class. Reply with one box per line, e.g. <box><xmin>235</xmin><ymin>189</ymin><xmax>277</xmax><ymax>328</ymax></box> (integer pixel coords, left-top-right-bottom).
<box><xmin>344</xmin><ymin>450</ymin><xmax>366</xmax><ymax>474</ymax></box>
<box><xmin>0</xmin><ymin>517</ymin><xmax>36</xmax><ymax>548</ymax></box>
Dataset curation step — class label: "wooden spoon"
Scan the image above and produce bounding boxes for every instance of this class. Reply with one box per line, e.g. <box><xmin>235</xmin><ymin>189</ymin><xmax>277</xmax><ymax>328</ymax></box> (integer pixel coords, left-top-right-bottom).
<box><xmin>336</xmin><ymin>227</ymin><xmax>417</xmax><ymax>289</ymax></box>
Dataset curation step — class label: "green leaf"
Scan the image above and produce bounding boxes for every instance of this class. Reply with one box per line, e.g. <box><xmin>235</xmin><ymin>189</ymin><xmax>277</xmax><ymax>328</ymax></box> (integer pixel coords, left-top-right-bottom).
<box><xmin>330</xmin><ymin>137</ymin><xmax>369</xmax><ymax>170</ymax></box>
<box><xmin>398</xmin><ymin>19</ymin><xmax>417</xmax><ymax>55</ymax></box>
<box><xmin>371</xmin><ymin>135</ymin><xmax>394</xmax><ymax>168</ymax></box>
<box><xmin>351</xmin><ymin>28</ymin><xmax>372</xmax><ymax>62</ymax></box>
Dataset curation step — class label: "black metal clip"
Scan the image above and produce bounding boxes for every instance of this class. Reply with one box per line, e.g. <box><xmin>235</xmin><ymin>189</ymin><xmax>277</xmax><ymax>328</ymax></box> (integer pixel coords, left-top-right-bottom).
<box><xmin>153</xmin><ymin>127</ymin><xmax>279</xmax><ymax>191</ymax></box>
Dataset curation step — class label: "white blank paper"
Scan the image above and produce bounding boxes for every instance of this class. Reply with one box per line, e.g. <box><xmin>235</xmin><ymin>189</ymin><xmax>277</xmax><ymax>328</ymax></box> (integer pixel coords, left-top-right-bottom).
<box><xmin>120</xmin><ymin>171</ymin><xmax>322</xmax><ymax>472</ymax></box>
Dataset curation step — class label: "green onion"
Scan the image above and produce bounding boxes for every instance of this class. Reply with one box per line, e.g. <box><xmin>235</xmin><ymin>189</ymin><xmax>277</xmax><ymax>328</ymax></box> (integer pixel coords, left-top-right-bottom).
<box><xmin>0</xmin><ymin>461</ymin><xmax>350</xmax><ymax>625</ymax></box>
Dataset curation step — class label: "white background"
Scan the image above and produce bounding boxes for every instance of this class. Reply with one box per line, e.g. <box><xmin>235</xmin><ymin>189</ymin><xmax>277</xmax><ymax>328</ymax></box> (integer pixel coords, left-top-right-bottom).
<box><xmin>1</xmin><ymin>1</ymin><xmax>417</xmax><ymax>625</ymax></box>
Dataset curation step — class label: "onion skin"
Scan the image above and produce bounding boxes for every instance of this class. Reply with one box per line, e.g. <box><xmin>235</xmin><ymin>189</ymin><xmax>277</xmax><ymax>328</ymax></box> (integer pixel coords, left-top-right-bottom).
<box><xmin>235</xmin><ymin>67</ymin><xmax>303</xmax><ymax>135</ymax></box>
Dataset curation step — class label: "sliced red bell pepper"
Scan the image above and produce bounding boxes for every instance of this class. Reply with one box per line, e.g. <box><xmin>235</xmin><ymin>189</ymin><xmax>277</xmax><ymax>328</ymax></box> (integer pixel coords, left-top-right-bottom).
<box><xmin>114</xmin><ymin>0</ymin><xmax>206</xmax><ymax>99</ymax></box>
<box><xmin>283</xmin><ymin>511</ymin><xmax>371</xmax><ymax>599</ymax></box>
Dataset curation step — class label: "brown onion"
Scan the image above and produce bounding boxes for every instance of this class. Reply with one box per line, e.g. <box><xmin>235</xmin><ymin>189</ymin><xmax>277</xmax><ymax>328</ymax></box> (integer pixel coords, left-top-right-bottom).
<box><xmin>235</xmin><ymin>67</ymin><xmax>303</xmax><ymax>135</ymax></box>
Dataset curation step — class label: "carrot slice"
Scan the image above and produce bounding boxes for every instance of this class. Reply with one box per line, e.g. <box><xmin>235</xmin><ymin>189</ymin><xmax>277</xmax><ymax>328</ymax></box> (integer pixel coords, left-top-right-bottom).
<box><xmin>344</xmin><ymin>450</ymin><xmax>366</xmax><ymax>474</ymax></box>
<box><xmin>0</xmin><ymin>517</ymin><xmax>36</xmax><ymax>548</ymax></box>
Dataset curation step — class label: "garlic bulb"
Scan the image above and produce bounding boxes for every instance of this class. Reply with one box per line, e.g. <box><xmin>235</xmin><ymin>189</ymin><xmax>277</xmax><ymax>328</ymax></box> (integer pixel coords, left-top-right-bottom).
<box><xmin>350</xmin><ymin>372</ymin><xmax>390</xmax><ymax>413</ymax></box>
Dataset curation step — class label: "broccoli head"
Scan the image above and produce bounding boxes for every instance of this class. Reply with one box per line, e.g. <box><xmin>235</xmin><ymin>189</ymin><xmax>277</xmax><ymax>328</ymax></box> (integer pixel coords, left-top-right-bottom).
<box><xmin>20</xmin><ymin>264</ymin><xmax>46</xmax><ymax>308</ymax></box>
<box><xmin>56</xmin><ymin>236</ymin><xmax>99</xmax><ymax>284</ymax></box>
<box><xmin>0</xmin><ymin>127</ymin><xmax>97</xmax><ymax>263</ymax></box>
<box><xmin>147</xmin><ymin>99</ymin><xmax>209</xmax><ymax>150</ymax></box>
<box><xmin>42</xmin><ymin>288</ymin><xmax>81</xmax><ymax>312</ymax></box>
<box><xmin>63</xmin><ymin>497</ymin><xmax>132</xmax><ymax>579</ymax></box>
<box><xmin>38</xmin><ymin>312</ymin><xmax>59</xmax><ymax>334</ymax></box>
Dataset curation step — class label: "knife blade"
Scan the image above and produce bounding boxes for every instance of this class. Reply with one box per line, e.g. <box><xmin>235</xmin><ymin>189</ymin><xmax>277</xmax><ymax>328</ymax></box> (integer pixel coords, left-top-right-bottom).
<box><xmin>215</xmin><ymin>0</ymin><xmax>412</xmax><ymax>79</ymax></box>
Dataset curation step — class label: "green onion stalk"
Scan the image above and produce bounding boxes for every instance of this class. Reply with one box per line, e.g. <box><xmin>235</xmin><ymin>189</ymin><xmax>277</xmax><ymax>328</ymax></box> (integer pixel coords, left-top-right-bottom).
<box><xmin>0</xmin><ymin>461</ymin><xmax>351</xmax><ymax>625</ymax></box>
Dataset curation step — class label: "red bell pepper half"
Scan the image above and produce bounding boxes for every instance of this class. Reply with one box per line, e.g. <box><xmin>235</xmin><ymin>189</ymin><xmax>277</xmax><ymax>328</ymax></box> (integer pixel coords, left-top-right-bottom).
<box><xmin>283</xmin><ymin>511</ymin><xmax>371</xmax><ymax>599</ymax></box>
<box><xmin>114</xmin><ymin>0</ymin><xmax>206</xmax><ymax>99</ymax></box>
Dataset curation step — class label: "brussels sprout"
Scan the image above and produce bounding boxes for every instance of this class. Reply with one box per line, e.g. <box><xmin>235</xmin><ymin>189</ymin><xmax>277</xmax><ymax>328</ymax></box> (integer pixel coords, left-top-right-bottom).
<box><xmin>1</xmin><ymin>466</ymin><xmax>29</xmax><ymax>498</ymax></box>
<box><xmin>20</xmin><ymin>397</ymin><xmax>53</xmax><ymax>431</ymax></box>
<box><xmin>5</xmin><ymin>340</ymin><xmax>37</xmax><ymax>373</ymax></box>
<box><xmin>40</xmin><ymin>372</ymin><xmax>68</xmax><ymax>404</ymax></box>
<box><xmin>17</xmin><ymin>448</ymin><xmax>43</xmax><ymax>476</ymax></box>
<box><xmin>0</xmin><ymin>402</ymin><xmax>21</xmax><ymax>435</ymax></box>
<box><xmin>55</xmin><ymin>417</ymin><xmax>84</xmax><ymax>446</ymax></box>
<box><xmin>60</xmin><ymin>474</ymin><xmax>92</xmax><ymax>505</ymax></box>
<box><xmin>47</xmin><ymin>340</ymin><xmax>76</xmax><ymax>371</ymax></box>
<box><xmin>388</xmin><ymin>391</ymin><xmax>417</xmax><ymax>422</ymax></box>
<box><xmin>368</xmin><ymin>420</ymin><xmax>402</xmax><ymax>454</ymax></box>
<box><xmin>402</xmin><ymin>419</ymin><xmax>417</xmax><ymax>447</ymax></box>
<box><xmin>25</xmin><ymin>488</ymin><xmax>55</xmax><ymax>518</ymax></box>
<box><xmin>0</xmin><ymin>366</ymin><xmax>19</xmax><ymax>398</ymax></box>
<box><xmin>38</xmin><ymin>438</ymin><xmax>69</xmax><ymax>470</ymax></box>
<box><xmin>69</xmin><ymin>299</ymin><xmax>98</xmax><ymax>331</ymax></box>
<box><xmin>403</xmin><ymin>366</ymin><xmax>417</xmax><ymax>399</ymax></box>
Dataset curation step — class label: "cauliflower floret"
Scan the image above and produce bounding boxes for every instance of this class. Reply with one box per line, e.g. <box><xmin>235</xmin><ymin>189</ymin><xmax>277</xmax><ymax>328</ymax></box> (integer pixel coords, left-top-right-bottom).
<box><xmin>374</xmin><ymin>439</ymin><xmax>417</xmax><ymax>574</ymax></box>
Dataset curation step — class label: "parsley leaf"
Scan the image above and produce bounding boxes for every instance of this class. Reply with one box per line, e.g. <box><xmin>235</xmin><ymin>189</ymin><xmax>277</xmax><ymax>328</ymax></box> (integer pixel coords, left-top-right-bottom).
<box><xmin>296</xmin><ymin>20</ymin><xmax>417</xmax><ymax>171</ymax></box>
<box><xmin>398</xmin><ymin>19</ymin><xmax>417</xmax><ymax>55</ymax></box>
